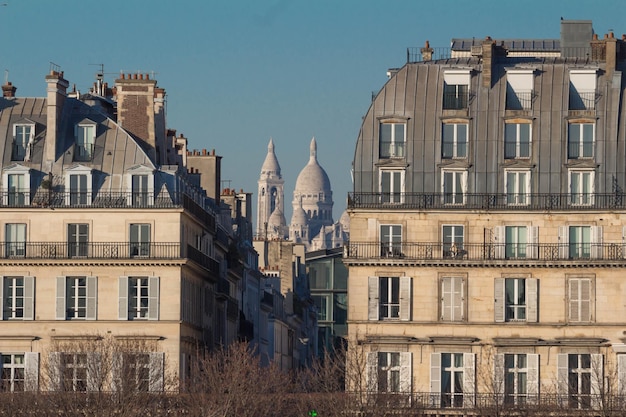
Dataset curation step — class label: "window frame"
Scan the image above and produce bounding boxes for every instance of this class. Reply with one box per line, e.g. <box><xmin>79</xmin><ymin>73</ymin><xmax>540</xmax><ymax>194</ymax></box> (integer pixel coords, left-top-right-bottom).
<box><xmin>557</xmin><ymin>353</ymin><xmax>602</xmax><ymax>409</ymax></box>
<box><xmin>442</xmin><ymin>122</ymin><xmax>468</xmax><ymax>159</ymax></box>
<box><xmin>442</xmin><ymin>169</ymin><xmax>467</xmax><ymax>205</ymax></box>
<box><xmin>380</xmin><ymin>224</ymin><xmax>402</xmax><ymax>257</ymax></box>
<box><xmin>379</xmin><ymin>121</ymin><xmax>406</xmax><ymax>158</ymax></box>
<box><xmin>129</xmin><ymin>223</ymin><xmax>151</xmax><ymax>257</ymax></box>
<box><xmin>118</xmin><ymin>276</ymin><xmax>160</xmax><ymax>321</ymax></box>
<box><xmin>368</xmin><ymin>276</ymin><xmax>411</xmax><ymax>321</ymax></box>
<box><xmin>56</xmin><ymin>276</ymin><xmax>97</xmax><ymax>320</ymax></box>
<box><xmin>2</xmin><ymin>166</ymin><xmax>31</xmax><ymax>207</ymax></box>
<box><xmin>440</xmin><ymin>276</ymin><xmax>465</xmax><ymax>322</ymax></box>
<box><xmin>442</xmin><ymin>225</ymin><xmax>465</xmax><ymax>259</ymax></box>
<box><xmin>505</xmin><ymin>169</ymin><xmax>531</xmax><ymax>206</ymax></box>
<box><xmin>568</xmin><ymin>123</ymin><xmax>595</xmax><ymax>159</ymax></box>
<box><xmin>367</xmin><ymin>351</ymin><xmax>411</xmax><ymax>394</ymax></box>
<box><xmin>5</xmin><ymin>223</ymin><xmax>26</xmax><ymax>258</ymax></box>
<box><xmin>1</xmin><ymin>276</ymin><xmax>34</xmax><ymax>320</ymax></box>
<box><xmin>567</xmin><ymin>276</ymin><xmax>594</xmax><ymax>323</ymax></box>
<box><xmin>568</xmin><ymin>169</ymin><xmax>595</xmax><ymax>206</ymax></box>
<box><xmin>494</xmin><ymin>277</ymin><xmax>538</xmax><ymax>323</ymax></box>
<box><xmin>443</xmin><ymin>70</ymin><xmax>470</xmax><ymax>110</ymax></box>
<box><xmin>74</xmin><ymin>122</ymin><xmax>96</xmax><ymax>162</ymax></box>
<box><xmin>379</xmin><ymin>169</ymin><xmax>405</xmax><ymax>204</ymax></box>
<box><xmin>430</xmin><ymin>352</ymin><xmax>475</xmax><ymax>408</ymax></box>
<box><xmin>67</xmin><ymin>223</ymin><xmax>89</xmax><ymax>258</ymax></box>
<box><xmin>504</xmin><ymin>122</ymin><xmax>531</xmax><ymax>159</ymax></box>
<box><xmin>12</xmin><ymin>123</ymin><xmax>34</xmax><ymax>161</ymax></box>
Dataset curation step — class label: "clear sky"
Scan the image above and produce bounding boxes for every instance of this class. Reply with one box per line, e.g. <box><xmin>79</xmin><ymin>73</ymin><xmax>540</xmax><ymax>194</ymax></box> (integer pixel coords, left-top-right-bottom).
<box><xmin>1</xmin><ymin>0</ymin><xmax>624</xmax><ymax>227</ymax></box>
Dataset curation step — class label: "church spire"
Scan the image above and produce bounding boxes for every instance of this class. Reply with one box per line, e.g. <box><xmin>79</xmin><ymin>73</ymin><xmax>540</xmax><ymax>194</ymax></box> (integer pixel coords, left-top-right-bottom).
<box><xmin>309</xmin><ymin>137</ymin><xmax>317</xmax><ymax>162</ymax></box>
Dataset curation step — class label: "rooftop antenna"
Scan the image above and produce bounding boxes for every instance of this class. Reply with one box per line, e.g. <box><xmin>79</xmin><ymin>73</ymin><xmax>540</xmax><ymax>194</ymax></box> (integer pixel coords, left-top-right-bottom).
<box><xmin>49</xmin><ymin>62</ymin><xmax>61</xmax><ymax>74</ymax></box>
<box><xmin>4</xmin><ymin>69</ymin><xmax>8</xmax><ymax>84</ymax></box>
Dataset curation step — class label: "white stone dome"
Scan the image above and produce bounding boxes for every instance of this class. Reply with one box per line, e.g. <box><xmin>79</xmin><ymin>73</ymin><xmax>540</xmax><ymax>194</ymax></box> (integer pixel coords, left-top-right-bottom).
<box><xmin>294</xmin><ymin>137</ymin><xmax>332</xmax><ymax>196</ymax></box>
<box><xmin>260</xmin><ymin>138</ymin><xmax>281</xmax><ymax>179</ymax></box>
<box><xmin>291</xmin><ymin>204</ymin><xmax>308</xmax><ymax>226</ymax></box>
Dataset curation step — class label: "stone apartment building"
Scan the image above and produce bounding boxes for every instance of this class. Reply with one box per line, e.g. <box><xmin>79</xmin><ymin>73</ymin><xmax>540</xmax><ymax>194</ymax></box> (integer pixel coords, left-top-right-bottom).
<box><xmin>346</xmin><ymin>20</ymin><xmax>626</xmax><ymax>411</ymax></box>
<box><xmin>0</xmin><ymin>69</ymin><xmax>253</xmax><ymax>392</ymax></box>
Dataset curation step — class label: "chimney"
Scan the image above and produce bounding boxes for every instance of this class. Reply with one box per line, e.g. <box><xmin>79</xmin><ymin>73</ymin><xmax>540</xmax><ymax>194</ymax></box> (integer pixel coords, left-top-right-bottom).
<box><xmin>45</xmin><ymin>71</ymin><xmax>69</xmax><ymax>163</ymax></box>
<box><xmin>605</xmin><ymin>31</ymin><xmax>617</xmax><ymax>79</ymax></box>
<box><xmin>2</xmin><ymin>81</ymin><xmax>16</xmax><ymax>98</ymax></box>
<box><xmin>421</xmin><ymin>40</ymin><xmax>434</xmax><ymax>62</ymax></box>
<box><xmin>481</xmin><ymin>36</ymin><xmax>495</xmax><ymax>88</ymax></box>
<box><xmin>114</xmin><ymin>73</ymin><xmax>158</xmax><ymax>160</ymax></box>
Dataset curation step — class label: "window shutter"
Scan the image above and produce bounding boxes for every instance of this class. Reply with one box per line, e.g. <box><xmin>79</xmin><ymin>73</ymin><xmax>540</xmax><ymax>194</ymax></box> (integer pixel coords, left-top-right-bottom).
<box><xmin>0</xmin><ymin>277</ymin><xmax>3</xmax><ymax>320</ymax></box>
<box><xmin>580</xmin><ymin>279</ymin><xmax>591</xmax><ymax>322</ymax></box>
<box><xmin>623</xmin><ymin>226</ymin><xmax>626</xmax><ymax>259</ymax></box>
<box><xmin>441</xmin><ymin>277</ymin><xmax>451</xmax><ymax>321</ymax></box>
<box><xmin>494</xmin><ymin>354</ymin><xmax>505</xmax><ymax>405</ymax></box>
<box><xmin>368</xmin><ymin>277</ymin><xmax>379</xmax><ymax>321</ymax></box>
<box><xmin>463</xmin><ymin>353</ymin><xmax>475</xmax><ymax>407</ymax></box>
<box><xmin>618</xmin><ymin>355</ymin><xmax>626</xmax><ymax>396</ymax></box>
<box><xmin>430</xmin><ymin>353</ymin><xmax>441</xmax><ymax>408</ymax></box>
<box><xmin>591</xmin><ymin>225</ymin><xmax>603</xmax><ymax>259</ymax></box>
<box><xmin>568</xmin><ymin>279</ymin><xmax>580</xmax><ymax>322</ymax></box>
<box><xmin>111</xmin><ymin>353</ymin><xmax>123</xmax><ymax>392</ymax></box>
<box><xmin>494</xmin><ymin>278</ymin><xmax>505</xmax><ymax>322</ymax></box>
<box><xmin>557</xmin><ymin>354</ymin><xmax>568</xmax><ymax>405</ymax></box>
<box><xmin>148</xmin><ymin>277</ymin><xmax>160</xmax><ymax>320</ymax></box>
<box><xmin>399</xmin><ymin>276</ymin><xmax>411</xmax><ymax>321</ymax></box>
<box><xmin>49</xmin><ymin>352</ymin><xmax>62</xmax><ymax>391</ymax></box>
<box><xmin>454</xmin><ymin>277</ymin><xmax>464</xmax><ymax>321</ymax></box>
<box><xmin>23</xmin><ymin>276</ymin><xmax>34</xmax><ymax>320</ymax></box>
<box><xmin>591</xmin><ymin>354</ymin><xmax>603</xmax><ymax>409</ymax></box>
<box><xmin>87</xmin><ymin>352</ymin><xmax>102</xmax><ymax>391</ymax></box>
<box><xmin>118</xmin><ymin>277</ymin><xmax>128</xmax><ymax>320</ymax></box>
<box><xmin>494</xmin><ymin>226</ymin><xmax>505</xmax><ymax>259</ymax></box>
<box><xmin>399</xmin><ymin>352</ymin><xmax>412</xmax><ymax>394</ymax></box>
<box><xmin>558</xmin><ymin>226</ymin><xmax>569</xmax><ymax>259</ymax></box>
<box><xmin>526</xmin><ymin>278</ymin><xmax>538</xmax><ymax>322</ymax></box>
<box><xmin>86</xmin><ymin>276</ymin><xmax>97</xmax><ymax>320</ymax></box>
<box><xmin>366</xmin><ymin>352</ymin><xmax>378</xmax><ymax>393</ymax></box>
<box><xmin>56</xmin><ymin>277</ymin><xmax>66</xmax><ymax>320</ymax></box>
<box><xmin>526</xmin><ymin>354</ymin><xmax>539</xmax><ymax>404</ymax></box>
<box><xmin>528</xmin><ymin>226</ymin><xmax>539</xmax><ymax>259</ymax></box>
<box><xmin>149</xmin><ymin>352</ymin><xmax>165</xmax><ymax>392</ymax></box>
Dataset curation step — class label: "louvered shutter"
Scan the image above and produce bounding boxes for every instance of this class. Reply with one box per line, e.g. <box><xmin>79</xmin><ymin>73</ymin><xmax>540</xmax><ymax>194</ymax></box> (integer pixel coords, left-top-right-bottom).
<box><xmin>149</xmin><ymin>352</ymin><xmax>165</xmax><ymax>392</ymax></box>
<box><xmin>591</xmin><ymin>354</ymin><xmax>603</xmax><ymax>409</ymax></box>
<box><xmin>494</xmin><ymin>226</ymin><xmax>505</xmax><ymax>259</ymax></box>
<box><xmin>558</xmin><ymin>226</ymin><xmax>569</xmax><ymax>259</ymax></box>
<box><xmin>111</xmin><ymin>353</ymin><xmax>123</xmax><ymax>392</ymax></box>
<box><xmin>118</xmin><ymin>277</ymin><xmax>128</xmax><ymax>320</ymax></box>
<box><xmin>441</xmin><ymin>278</ymin><xmax>452</xmax><ymax>321</ymax></box>
<box><xmin>56</xmin><ymin>277</ymin><xmax>66</xmax><ymax>320</ymax></box>
<box><xmin>580</xmin><ymin>279</ymin><xmax>591</xmax><ymax>322</ymax></box>
<box><xmin>463</xmin><ymin>353</ymin><xmax>475</xmax><ymax>407</ymax></box>
<box><xmin>366</xmin><ymin>352</ymin><xmax>378</xmax><ymax>392</ymax></box>
<box><xmin>494</xmin><ymin>278</ymin><xmax>505</xmax><ymax>322</ymax></box>
<box><xmin>86</xmin><ymin>276</ymin><xmax>97</xmax><ymax>320</ymax></box>
<box><xmin>368</xmin><ymin>277</ymin><xmax>379</xmax><ymax>321</ymax></box>
<box><xmin>24</xmin><ymin>352</ymin><xmax>39</xmax><ymax>392</ymax></box>
<box><xmin>148</xmin><ymin>277</ymin><xmax>160</xmax><ymax>320</ymax></box>
<box><xmin>591</xmin><ymin>226</ymin><xmax>603</xmax><ymax>259</ymax></box>
<box><xmin>526</xmin><ymin>278</ymin><xmax>538</xmax><ymax>323</ymax></box>
<box><xmin>399</xmin><ymin>352</ymin><xmax>412</xmax><ymax>395</ymax></box>
<box><xmin>557</xmin><ymin>354</ymin><xmax>569</xmax><ymax>405</ymax></box>
<box><xmin>23</xmin><ymin>276</ymin><xmax>34</xmax><ymax>320</ymax></box>
<box><xmin>430</xmin><ymin>353</ymin><xmax>441</xmax><ymax>408</ymax></box>
<box><xmin>618</xmin><ymin>355</ymin><xmax>626</xmax><ymax>396</ymax></box>
<box><xmin>0</xmin><ymin>277</ymin><xmax>4</xmax><ymax>320</ymax></box>
<box><xmin>494</xmin><ymin>354</ymin><xmax>505</xmax><ymax>404</ymax></box>
<box><xmin>49</xmin><ymin>352</ymin><xmax>62</xmax><ymax>391</ymax></box>
<box><xmin>526</xmin><ymin>354</ymin><xmax>539</xmax><ymax>404</ymax></box>
<box><xmin>528</xmin><ymin>226</ymin><xmax>538</xmax><ymax>259</ymax></box>
<box><xmin>87</xmin><ymin>352</ymin><xmax>102</xmax><ymax>391</ymax></box>
<box><xmin>399</xmin><ymin>276</ymin><xmax>411</xmax><ymax>321</ymax></box>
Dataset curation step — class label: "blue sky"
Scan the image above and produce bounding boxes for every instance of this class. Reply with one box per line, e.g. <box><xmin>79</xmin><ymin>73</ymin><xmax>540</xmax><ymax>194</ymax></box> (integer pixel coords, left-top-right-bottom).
<box><xmin>1</xmin><ymin>0</ymin><xmax>624</xmax><ymax>226</ymax></box>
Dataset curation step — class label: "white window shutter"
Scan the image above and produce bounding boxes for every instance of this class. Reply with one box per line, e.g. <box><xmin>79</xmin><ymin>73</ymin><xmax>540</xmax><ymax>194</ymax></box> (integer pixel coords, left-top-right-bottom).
<box><xmin>430</xmin><ymin>353</ymin><xmax>441</xmax><ymax>408</ymax></box>
<box><xmin>24</xmin><ymin>352</ymin><xmax>39</xmax><ymax>391</ymax></box>
<box><xmin>23</xmin><ymin>276</ymin><xmax>35</xmax><ymax>320</ymax></box>
<box><xmin>494</xmin><ymin>278</ymin><xmax>505</xmax><ymax>322</ymax></box>
<box><xmin>528</xmin><ymin>226</ymin><xmax>539</xmax><ymax>259</ymax></box>
<box><xmin>148</xmin><ymin>277</ymin><xmax>160</xmax><ymax>320</ymax></box>
<box><xmin>111</xmin><ymin>353</ymin><xmax>123</xmax><ymax>392</ymax></box>
<box><xmin>149</xmin><ymin>352</ymin><xmax>165</xmax><ymax>392</ymax></box>
<box><xmin>56</xmin><ymin>277</ymin><xmax>66</xmax><ymax>320</ymax></box>
<box><xmin>463</xmin><ymin>353</ymin><xmax>475</xmax><ymax>407</ymax></box>
<box><xmin>455</xmin><ymin>277</ymin><xmax>464</xmax><ymax>321</ymax></box>
<box><xmin>368</xmin><ymin>277</ymin><xmax>379</xmax><ymax>321</ymax></box>
<box><xmin>494</xmin><ymin>354</ymin><xmax>505</xmax><ymax>405</ymax></box>
<box><xmin>87</xmin><ymin>352</ymin><xmax>102</xmax><ymax>392</ymax></box>
<box><xmin>86</xmin><ymin>276</ymin><xmax>97</xmax><ymax>320</ymax></box>
<box><xmin>118</xmin><ymin>277</ymin><xmax>128</xmax><ymax>320</ymax></box>
<box><xmin>557</xmin><ymin>354</ymin><xmax>569</xmax><ymax>405</ymax></box>
<box><xmin>0</xmin><ymin>277</ymin><xmax>3</xmax><ymax>320</ymax></box>
<box><xmin>591</xmin><ymin>226</ymin><xmax>603</xmax><ymax>259</ymax></box>
<box><xmin>526</xmin><ymin>354</ymin><xmax>539</xmax><ymax>404</ymax></box>
<box><xmin>591</xmin><ymin>353</ymin><xmax>603</xmax><ymax>409</ymax></box>
<box><xmin>618</xmin><ymin>355</ymin><xmax>626</xmax><ymax>397</ymax></box>
<box><xmin>558</xmin><ymin>226</ymin><xmax>569</xmax><ymax>259</ymax></box>
<box><xmin>441</xmin><ymin>277</ymin><xmax>451</xmax><ymax>321</ymax></box>
<box><xmin>49</xmin><ymin>352</ymin><xmax>62</xmax><ymax>391</ymax></box>
<box><xmin>366</xmin><ymin>352</ymin><xmax>378</xmax><ymax>393</ymax></box>
<box><xmin>399</xmin><ymin>276</ymin><xmax>411</xmax><ymax>321</ymax></box>
<box><xmin>623</xmin><ymin>226</ymin><xmax>626</xmax><ymax>259</ymax></box>
<box><xmin>494</xmin><ymin>226</ymin><xmax>505</xmax><ymax>259</ymax></box>
<box><xmin>580</xmin><ymin>278</ymin><xmax>592</xmax><ymax>322</ymax></box>
<box><xmin>526</xmin><ymin>278</ymin><xmax>538</xmax><ymax>323</ymax></box>
<box><xmin>399</xmin><ymin>352</ymin><xmax>412</xmax><ymax>394</ymax></box>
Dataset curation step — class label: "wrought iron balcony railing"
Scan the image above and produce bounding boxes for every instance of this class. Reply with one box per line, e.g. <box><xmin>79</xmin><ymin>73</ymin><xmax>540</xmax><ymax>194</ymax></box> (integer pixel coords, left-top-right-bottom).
<box><xmin>345</xmin><ymin>241</ymin><xmax>625</xmax><ymax>262</ymax></box>
<box><xmin>0</xmin><ymin>242</ymin><xmax>180</xmax><ymax>259</ymax></box>
<box><xmin>347</xmin><ymin>192</ymin><xmax>626</xmax><ymax>211</ymax></box>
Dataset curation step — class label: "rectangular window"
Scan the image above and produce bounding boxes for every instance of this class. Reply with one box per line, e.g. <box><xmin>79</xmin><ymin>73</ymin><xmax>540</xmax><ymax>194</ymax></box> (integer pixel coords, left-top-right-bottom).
<box><xmin>368</xmin><ymin>276</ymin><xmax>410</xmax><ymax>321</ymax></box>
<box><xmin>441</xmin><ymin>277</ymin><xmax>464</xmax><ymax>321</ymax></box>
<box><xmin>312</xmin><ymin>295</ymin><xmax>329</xmax><ymax>321</ymax></box>
<box><xmin>569</xmin><ymin>170</ymin><xmax>594</xmax><ymax>206</ymax></box>
<box><xmin>568</xmin><ymin>354</ymin><xmax>592</xmax><ymax>409</ymax></box>
<box><xmin>378</xmin><ymin>352</ymin><xmax>401</xmax><ymax>392</ymax></box>
<box><xmin>379</xmin><ymin>277</ymin><xmax>400</xmax><ymax>319</ymax></box>
<box><xmin>118</xmin><ymin>276</ymin><xmax>159</xmax><ymax>321</ymax></box>
<box><xmin>379</xmin><ymin>123</ymin><xmax>405</xmax><ymax>158</ymax></box>
<box><xmin>13</xmin><ymin>125</ymin><xmax>31</xmax><ymax>161</ymax></box>
<box><xmin>569</xmin><ymin>226</ymin><xmax>591</xmax><ymax>259</ymax></box>
<box><xmin>569</xmin><ymin>70</ymin><xmax>596</xmax><ymax>110</ymax></box>
<box><xmin>380</xmin><ymin>224</ymin><xmax>402</xmax><ymax>257</ymax></box>
<box><xmin>443</xmin><ymin>84</ymin><xmax>469</xmax><ymax>110</ymax></box>
<box><xmin>69</xmin><ymin>174</ymin><xmax>89</xmax><ymax>205</ymax></box>
<box><xmin>380</xmin><ymin>170</ymin><xmax>404</xmax><ymax>203</ymax></box>
<box><xmin>66</xmin><ymin>277</ymin><xmax>88</xmax><ymax>319</ymax></box>
<box><xmin>368</xmin><ymin>351</ymin><xmax>411</xmax><ymax>394</ymax></box>
<box><xmin>504</xmin><ymin>354</ymin><xmax>528</xmax><ymax>404</ymax></box>
<box><xmin>442</xmin><ymin>123</ymin><xmax>467</xmax><ymax>159</ymax></box>
<box><xmin>130</xmin><ymin>223</ymin><xmax>150</xmax><ymax>257</ymax></box>
<box><xmin>505</xmin><ymin>226</ymin><xmax>528</xmax><ymax>259</ymax></box>
<box><xmin>443</xmin><ymin>225</ymin><xmax>464</xmax><ymax>259</ymax></box>
<box><xmin>132</xmin><ymin>175</ymin><xmax>149</xmax><ymax>207</ymax></box>
<box><xmin>75</xmin><ymin>124</ymin><xmax>95</xmax><ymax>161</ymax></box>
<box><xmin>5</xmin><ymin>223</ymin><xmax>26</xmax><ymax>258</ymax></box>
<box><xmin>568</xmin><ymin>277</ymin><xmax>593</xmax><ymax>322</ymax></box>
<box><xmin>568</xmin><ymin>123</ymin><xmax>594</xmax><ymax>159</ymax></box>
<box><xmin>441</xmin><ymin>353</ymin><xmax>465</xmax><ymax>407</ymax></box>
<box><xmin>68</xmin><ymin>223</ymin><xmax>88</xmax><ymax>258</ymax></box>
<box><xmin>504</xmin><ymin>123</ymin><xmax>531</xmax><ymax>159</ymax></box>
<box><xmin>506</xmin><ymin>70</ymin><xmax>534</xmax><ymax>110</ymax></box>
<box><xmin>505</xmin><ymin>278</ymin><xmax>526</xmax><ymax>321</ymax></box>
<box><xmin>3</xmin><ymin>277</ymin><xmax>23</xmax><ymax>319</ymax></box>
<box><xmin>442</xmin><ymin>170</ymin><xmax>466</xmax><ymax>205</ymax></box>
<box><xmin>495</xmin><ymin>278</ymin><xmax>537</xmax><ymax>323</ymax></box>
<box><xmin>1</xmin><ymin>354</ymin><xmax>24</xmax><ymax>392</ymax></box>
<box><xmin>61</xmin><ymin>353</ymin><xmax>88</xmax><ymax>391</ymax></box>
<box><xmin>7</xmin><ymin>174</ymin><xmax>26</xmax><ymax>206</ymax></box>
<box><xmin>129</xmin><ymin>277</ymin><xmax>149</xmax><ymax>319</ymax></box>
<box><xmin>506</xmin><ymin>170</ymin><xmax>530</xmax><ymax>205</ymax></box>
<box><xmin>123</xmin><ymin>353</ymin><xmax>150</xmax><ymax>392</ymax></box>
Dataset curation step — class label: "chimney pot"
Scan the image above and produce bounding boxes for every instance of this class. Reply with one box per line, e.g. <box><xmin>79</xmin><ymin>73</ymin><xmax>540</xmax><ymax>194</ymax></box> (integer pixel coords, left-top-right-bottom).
<box><xmin>202</xmin><ymin>149</ymin><xmax>207</xmax><ymax>155</ymax></box>
<box><xmin>146</xmin><ymin>74</ymin><xmax>150</xmax><ymax>80</ymax></box>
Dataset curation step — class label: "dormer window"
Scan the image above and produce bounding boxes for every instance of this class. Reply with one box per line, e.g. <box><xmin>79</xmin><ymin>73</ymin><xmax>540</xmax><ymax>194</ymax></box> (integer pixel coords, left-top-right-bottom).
<box><xmin>12</xmin><ymin>122</ymin><xmax>35</xmax><ymax>161</ymax></box>
<box><xmin>379</xmin><ymin>119</ymin><xmax>406</xmax><ymax>158</ymax></box>
<box><xmin>74</xmin><ymin>120</ymin><xmax>96</xmax><ymax>161</ymax></box>
<box><xmin>64</xmin><ymin>165</ymin><xmax>93</xmax><ymax>206</ymax></box>
<box><xmin>126</xmin><ymin>166</ymin><xmax>154</xmax><ymax>207</ymax></box>
<box><xmin>2</xmin><ymin>165</ymin><xmax>31</xmax><ymax>207</ymax></box>
<box><xmin>569</xmin><ymin>70</ymin><xmax>597</xmax><ymax>110</ymax></box>
<box><xmin>506</xmin><ymin>69</ymin><xmax>534</xmax><ymax>110</ymax></box>
<box><xmin>443</xmin><ymin>70</ymin><xmax>470</xmax><ymax>110</ymax></box>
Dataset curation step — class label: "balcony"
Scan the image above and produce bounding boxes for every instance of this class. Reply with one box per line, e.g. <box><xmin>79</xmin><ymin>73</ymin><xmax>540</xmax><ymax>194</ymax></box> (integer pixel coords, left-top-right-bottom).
<box><xmin>73</xmin><ymin>143</ymin><xmax>95</xmax><ymax>162</ymax></box>
<box><xmin>347</xmin><ymin>192</ymin><xmax>626</xmax><ymax>211</ymax></box>
<box><xmin>0</xmin><ymin>242</ymin><xmax>180</xmax><ymax>259</ymax></box>
<box><xmin>344</xmin><ymin>241</ymin><xmax>625</xmax><ymax>264</ymax></box>
<box><xmin>506</xmin><ymin>91</ymin><xmax>533</xmax><ymax>110</ymax></box>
